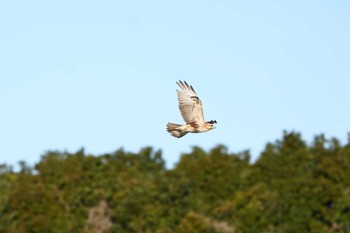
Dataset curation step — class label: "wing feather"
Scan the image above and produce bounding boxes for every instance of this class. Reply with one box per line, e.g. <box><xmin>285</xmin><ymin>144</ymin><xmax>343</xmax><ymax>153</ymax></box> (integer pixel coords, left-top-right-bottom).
<box><xmin>176</xmin><ymin>81</ymin><xmax>205</xmax><ymax>124</ymax></box>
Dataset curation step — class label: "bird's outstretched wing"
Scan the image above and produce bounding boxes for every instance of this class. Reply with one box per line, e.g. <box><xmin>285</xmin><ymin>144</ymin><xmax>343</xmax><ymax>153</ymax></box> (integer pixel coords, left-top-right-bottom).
<box><xmin>176</xmin><ymin>81</ymin><xmax>205</xmax><ymax>124</ymax></box>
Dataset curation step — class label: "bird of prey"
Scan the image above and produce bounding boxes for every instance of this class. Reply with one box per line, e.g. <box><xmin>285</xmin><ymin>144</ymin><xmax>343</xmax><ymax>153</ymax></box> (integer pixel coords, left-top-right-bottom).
<box><xmin>167</xmin><ymin>80</ymin><xmax>217</xmax><ymax>138</ymax></box>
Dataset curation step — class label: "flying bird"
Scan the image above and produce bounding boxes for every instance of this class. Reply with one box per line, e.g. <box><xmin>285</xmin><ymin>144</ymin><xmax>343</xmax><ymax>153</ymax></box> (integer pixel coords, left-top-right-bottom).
<box><xmin>167</xmin><ymin>80</ymin><xmax>217</xmax><ymax>138</ymax></box>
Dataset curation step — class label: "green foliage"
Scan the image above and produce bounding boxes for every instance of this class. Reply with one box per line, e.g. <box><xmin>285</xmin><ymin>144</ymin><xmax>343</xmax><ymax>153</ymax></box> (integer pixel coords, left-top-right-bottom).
<box><xmin>0</xmin><ymin>132</ymin><xmax>349</xmax><ymax>232</ymax></box>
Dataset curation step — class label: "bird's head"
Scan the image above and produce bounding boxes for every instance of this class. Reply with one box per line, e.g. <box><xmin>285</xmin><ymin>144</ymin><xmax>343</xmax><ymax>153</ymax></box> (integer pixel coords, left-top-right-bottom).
<box><xmin>206</xmin><ymin>120</ymin><xmax>217</xmax><ymax>129</ymax></box>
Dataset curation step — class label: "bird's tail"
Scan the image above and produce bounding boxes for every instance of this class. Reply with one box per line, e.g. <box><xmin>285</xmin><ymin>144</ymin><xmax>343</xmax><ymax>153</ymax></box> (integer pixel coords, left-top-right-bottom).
<box><xmin>166</xmin><ymin>123</ymin><xmax>188</xmax><ymax>138</ymax></box>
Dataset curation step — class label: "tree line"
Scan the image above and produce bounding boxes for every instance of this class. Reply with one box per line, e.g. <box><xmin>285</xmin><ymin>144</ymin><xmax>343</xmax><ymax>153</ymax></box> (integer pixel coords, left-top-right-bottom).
<box><xmin>0</xmin><ymin>131</ymin><xmax>349</xmax><ymax>233</ymax></box>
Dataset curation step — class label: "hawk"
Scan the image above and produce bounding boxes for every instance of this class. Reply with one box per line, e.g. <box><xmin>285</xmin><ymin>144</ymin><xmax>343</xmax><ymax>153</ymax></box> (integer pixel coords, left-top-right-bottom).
<box><xmin>167</xmin><ymin>80</ymin><xmax>217</xmax><ymax>138</ymax></box>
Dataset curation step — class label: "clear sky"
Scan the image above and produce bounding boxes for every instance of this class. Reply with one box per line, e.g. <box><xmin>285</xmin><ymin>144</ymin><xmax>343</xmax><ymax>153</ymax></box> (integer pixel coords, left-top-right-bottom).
<box><xmin>1</xmin><ymin>0</ymin><xmax>349</xmax><ymax>168</ymax></box>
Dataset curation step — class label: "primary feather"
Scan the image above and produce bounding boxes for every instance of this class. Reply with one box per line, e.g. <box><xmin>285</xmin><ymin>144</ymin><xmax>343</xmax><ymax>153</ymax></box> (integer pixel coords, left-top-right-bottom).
<box><xmin>176</xmin><ymin>81</ymin><xmax>205</xmax><ymax>124</ymax></box>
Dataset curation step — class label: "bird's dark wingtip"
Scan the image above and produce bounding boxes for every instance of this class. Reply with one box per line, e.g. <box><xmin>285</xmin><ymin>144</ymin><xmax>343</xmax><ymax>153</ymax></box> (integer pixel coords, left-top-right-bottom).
<box><xmin>207</xmin><ymin>120</ymin><xmax>217</xmax><ymax>124</ymax></box>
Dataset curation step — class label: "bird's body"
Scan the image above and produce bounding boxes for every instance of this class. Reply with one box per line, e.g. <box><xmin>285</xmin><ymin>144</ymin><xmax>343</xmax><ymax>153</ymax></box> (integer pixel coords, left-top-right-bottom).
<box><xmin>167</xmin><ymin>81</ymin><xmax>217</xmax><ymax>138</ymax></box>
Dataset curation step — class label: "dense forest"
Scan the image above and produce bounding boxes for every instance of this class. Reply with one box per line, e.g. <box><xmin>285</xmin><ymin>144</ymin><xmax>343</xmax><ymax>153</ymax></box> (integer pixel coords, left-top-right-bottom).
<box><xmin>0</xmin><ymin>131</ymin><xmax>350</xmax><ymax>233</ymax></box>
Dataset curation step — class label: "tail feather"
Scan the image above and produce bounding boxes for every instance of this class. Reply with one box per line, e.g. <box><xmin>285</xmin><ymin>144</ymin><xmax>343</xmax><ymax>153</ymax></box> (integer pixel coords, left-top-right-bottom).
<box><xmin>166</xmin><ymin>123</ymin><xmax>188</xmax><ymax>138</ymax></box>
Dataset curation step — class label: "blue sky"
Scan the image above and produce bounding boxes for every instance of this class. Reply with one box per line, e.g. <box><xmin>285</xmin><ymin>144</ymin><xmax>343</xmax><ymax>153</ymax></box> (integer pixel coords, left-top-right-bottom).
<box><xmin>1</xmin><ymin>0</ymin><xmax>349</xmax><ymax>168</ymax></box>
